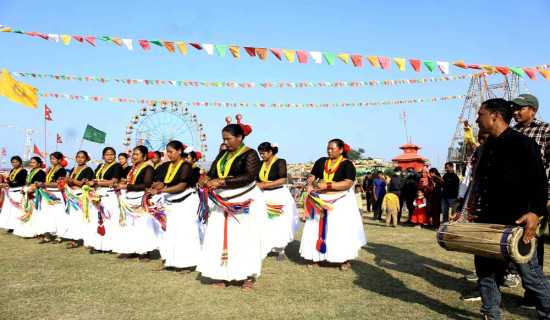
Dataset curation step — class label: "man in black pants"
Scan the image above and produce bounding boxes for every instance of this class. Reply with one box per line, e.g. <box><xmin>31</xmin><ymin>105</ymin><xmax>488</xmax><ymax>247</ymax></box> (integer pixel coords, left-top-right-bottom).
<box><xmin>362</xmin><ymin>172</ymin><xmax>374</xmax><ymax>213</ymax></box>
<box><xmin>402</xmin><ymin>167</ymin><xmax>419</xmax><ymax>222</ymax></box>
<box><xmin>388</xmin><ymin>167</ymin><xmax>404</xmax><ymax>222</ymax></box>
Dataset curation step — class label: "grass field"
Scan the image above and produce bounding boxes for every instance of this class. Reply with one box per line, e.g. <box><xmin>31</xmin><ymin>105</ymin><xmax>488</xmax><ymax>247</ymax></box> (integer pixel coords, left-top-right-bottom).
<box><xmin>0</xmin><ymin>211</ymin><xmax>546</xmax><ymax>320</ymax></box>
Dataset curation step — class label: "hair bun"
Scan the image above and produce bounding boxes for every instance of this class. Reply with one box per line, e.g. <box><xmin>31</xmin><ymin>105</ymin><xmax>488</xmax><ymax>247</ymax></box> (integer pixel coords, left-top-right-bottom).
<box><xmin>240</xmin><ymin>124</ymin><xmax>252</xmax><ymax>136</ymax></box>
<box><xmin>195</xmin><ymin>152</ymin><xmax>202</xmax><ymax>160</ymax></box>
<box><xmin>60</xmin><ymin>158</ymin><xmax>68</xmax><ymax>167</ymax></box>
<box><xmin>87</xmin><ymin>155</ymin><xmax>91</xmax><ymax>161</ymax></box>
<box><xmin>41</xmin><ymin>163</ymin><xmax>46</xmax><ymax>169</ymax></box>
<box><xmin>147</xmin><ymin>151</ymin><xmax>154</xmax><ymax>160</ymax></box>
<box><xmin>343</xmin><ymin>143</ymin><xmax>351</xmax><ymax>153</ymax></box>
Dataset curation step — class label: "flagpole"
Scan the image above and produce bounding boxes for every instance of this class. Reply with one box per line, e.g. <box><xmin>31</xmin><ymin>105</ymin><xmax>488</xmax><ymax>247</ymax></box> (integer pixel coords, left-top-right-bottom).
<box><xmin>402</xmin><ymin>110</ymin><xmax>409</xmax><ymax>143</ymax></box>
<box><xmin>44</xmin><ymin>105</ymin><xmax>47</xmax><ymax>159</ymax></box>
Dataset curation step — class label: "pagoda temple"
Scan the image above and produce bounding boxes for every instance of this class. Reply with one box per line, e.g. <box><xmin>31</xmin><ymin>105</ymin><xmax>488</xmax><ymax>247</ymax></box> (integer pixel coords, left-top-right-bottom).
<box><xmin>392</xmin><ymin>143</ymin><xmax>430</xmax><ymax>171</ymax></box>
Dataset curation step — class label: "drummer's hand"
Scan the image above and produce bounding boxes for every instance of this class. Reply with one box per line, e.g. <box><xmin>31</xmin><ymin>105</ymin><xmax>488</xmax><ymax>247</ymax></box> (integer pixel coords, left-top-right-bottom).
<box><xmin>516</xmin><ymin>212</ymin><xmax>539</xmax><ymax>244</ymax></box>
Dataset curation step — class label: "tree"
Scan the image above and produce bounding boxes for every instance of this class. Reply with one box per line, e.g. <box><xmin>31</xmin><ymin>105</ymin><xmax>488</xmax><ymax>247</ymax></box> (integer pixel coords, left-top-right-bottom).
<box><xmin>347</xmin><ymin>148</ymin><xmax>365</xmax><ymax>160</ymax></box>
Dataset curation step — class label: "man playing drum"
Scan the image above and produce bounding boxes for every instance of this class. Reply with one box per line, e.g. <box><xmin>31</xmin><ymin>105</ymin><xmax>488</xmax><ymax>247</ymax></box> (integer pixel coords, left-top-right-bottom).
<box><xmin>472</xmin><ymin>98</ymin><xmax>550</xmax><ymax>320</ymax></box>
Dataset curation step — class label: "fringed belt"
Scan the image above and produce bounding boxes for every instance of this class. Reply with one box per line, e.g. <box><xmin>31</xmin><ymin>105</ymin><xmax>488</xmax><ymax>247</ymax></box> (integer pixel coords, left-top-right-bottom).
<box><xmin>197</xmin><ymin>186</ymin><xmax>254</xmax><ymax>265</ymax></box>
<box><xmin>304</xmin><ymin>191</ymin><xmax>346</xmax><ymax>254</ymax></box>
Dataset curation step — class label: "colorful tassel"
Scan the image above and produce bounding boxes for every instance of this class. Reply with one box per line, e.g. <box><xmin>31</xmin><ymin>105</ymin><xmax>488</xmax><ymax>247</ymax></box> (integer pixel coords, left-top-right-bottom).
<box><xmin>266</xmin><ymin>201</ymin><xmax>284</xmax><ymax>219</ymax></box>
<box><xmin>141</xmin><ymin>194</ymin><xmax>167</xmax><ymax>231</ymax></box>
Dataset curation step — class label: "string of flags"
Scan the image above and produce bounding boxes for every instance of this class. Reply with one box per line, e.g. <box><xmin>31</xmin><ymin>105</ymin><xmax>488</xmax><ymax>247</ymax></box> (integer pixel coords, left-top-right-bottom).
<box><xmin>36</xmin><ymin>91</ymin><xmax>471</xmax><ymax>108</ymax></box>
<box><xmin>9</xmin><ymin>70</ymin><xmax>474</xmax><ymax>88</ymax></box>
<box><xmin>2</xmin><ymin>25</ymin><xmax>549</xmax><ymax>76</ymax></box>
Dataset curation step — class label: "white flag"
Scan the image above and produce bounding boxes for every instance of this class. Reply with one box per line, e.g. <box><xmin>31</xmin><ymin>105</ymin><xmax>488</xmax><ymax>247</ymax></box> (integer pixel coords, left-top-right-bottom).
<box><xmin>437</xmin><ymin>61</ymin><xmax>449</xmax><ymax>74</ymax></box>
<box><xmin>310</xmin><ymin>51</ymin><xmax>322</xmax><ymax>63</ymax></box>
<box><xmin>122</xmin><ymin>39</ymin><xmax>133</xmax><ymax>50</ymax></box>
<box><xmin>203</xmin><ymin>44</ymin><xmax>214</xmax><ymax>55</ymax></box>
<box><xmin>48</xmin><ymin>34</ymin><xmax>59</xmax><ymax>43</ymax></box>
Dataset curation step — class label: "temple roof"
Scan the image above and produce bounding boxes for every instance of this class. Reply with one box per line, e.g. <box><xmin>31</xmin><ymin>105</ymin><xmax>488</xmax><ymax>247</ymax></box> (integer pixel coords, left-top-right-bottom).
<box><xmin>392</xmin><ymin>153</ymin><xmax>429</xmax><ymax>162</ymax></box>
<box><xmin>399</xmin><ymin>143</ymin><xmax>422</xmax><ymax>150</ymax></box>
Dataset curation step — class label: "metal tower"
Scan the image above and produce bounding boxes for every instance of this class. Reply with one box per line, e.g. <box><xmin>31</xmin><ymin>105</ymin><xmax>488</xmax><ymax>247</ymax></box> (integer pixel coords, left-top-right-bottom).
<box><xmin>24</xmin><ymin>130</ymin><xmax>32</xmax><ymax>161</ymax></box>
<box><xmin>447</xmin><ymin>73</ymin><xmax>529</xmax><ymax>172</ymax></box>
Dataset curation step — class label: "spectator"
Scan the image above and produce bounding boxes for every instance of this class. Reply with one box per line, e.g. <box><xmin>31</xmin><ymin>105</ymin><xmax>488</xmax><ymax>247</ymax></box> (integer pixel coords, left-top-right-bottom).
<box><xmin>373</xmin><ymin>171</ymin><xmax>387</xmax><ymax>221</ymax></box>
<box><xmin>382</xmin><ymin>190</ymin><xmax>400</xmax><ymax>227</ymax></box>
<box><xmin>355</xmin><ymin>184</ymin><xmax>365</xmax><ymax>216</ymax></box>
<box><xmin>402</xmin><ymin>167</ymin><xmax>420</xmax><ymax>222</ymax></box>
<box><xmin>411</xmin><ymin>189</ymin><xmax>427</xmax><ymax>228</ymax></box>
<box><xmin>441</xmin><ymin>162</ymin><xmax>460</xmax><ymax>223</ymax></box>
<box><xmin>428</xmin><ymin>168</ymin><xmax>443</xmax><ymax>228</ymax></box>
<box><xmin>389</xmin><ymin>166</ymin><xmax>404</xmax><ymax>222</ymax></box>
<box><xmin>362</xmin><ymin>172</ymin><xmax>374</xmax><ymax>213</ymax></box>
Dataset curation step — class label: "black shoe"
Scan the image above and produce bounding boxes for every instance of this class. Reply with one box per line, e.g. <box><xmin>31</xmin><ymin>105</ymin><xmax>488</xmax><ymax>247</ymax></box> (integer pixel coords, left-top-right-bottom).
<box><xmin>89</xmin><ymin>248</ymin><xmax>101</xmax><ymax>254</ymax></box>
<box><xmin>460</xmin><ymin>289</ymin><xmax>481</xmax><ymax>301</ymax></box>
<box><xmin>38</xmin><ymin>239</ymin><xmax>51</xmax><ymax>244</ymax></box>
<box><xmin>517</xmin><ymin>298</ymin><xmax>536</xmax><ymax>310</ymax></box>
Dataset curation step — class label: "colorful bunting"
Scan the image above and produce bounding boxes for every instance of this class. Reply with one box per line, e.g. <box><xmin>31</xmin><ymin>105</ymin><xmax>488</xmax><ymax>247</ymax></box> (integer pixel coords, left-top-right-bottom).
<box><xmin>215</xmin><ymin>45</ymin><xmax>227</xmax><ymax>57</ymax></box>
<box><xmin>270</xmin><ymin>48</ymin><xmax>282</xmax><ymax>60</ymax></box>
<box><xmin>366</xmin><ymin>56</ymin><xmax>379</xmax><ymax>68</ymax></box>
<box><xmin>189</xmin><ymin>43</ymin><xmax>202</xmax><ymax>50</ymax></box>
<box><xmin>60</xmin><ymin>35</ymin><xmax>71</xmax><ymax>45</ymax></box>
<box><xmin>424</xmin><ymin>61</ymin><xmax>435</xmax><ymax>72</ymax></box>
<box><xmin>350</xmin><ymin>55</ymin><xmax>363</xmax><ymax>67</ymax></box>
<box><xmin>149</xmin><ymin>40</ymin><xmax>163</xmax><ymax>47</ymax></box>
<box><xmin>122</xmin><ymin>39</ymin><xmax>133</xmax><ymax>50</ymax></box>
<box><xmin>176</xmin><ymin>42</ymin><xmax>187</xmax><ymax>55</ymax></box>
<box><xmin>379</xmin><ymin>57</ymin><xmax>391</xmax><ymax>70</ymax></box>
<box><xmin>244</xmin><ymin>47</ymin><xmax>256</xmax><ymax>57</ymax></box>
<box><xmin>452</xmin><ymin>60</ymin><xmax>467</xmax><ymax>69</ymax></box>
<box><xmin>283</xmin><ymin>49</ymin><xmax>295</xmax><ymax>63</ymax></box>
<box><xmin>84</xmin><ymin>36</ymin><xmax>95</xmax><ymax>46</ymax></box>
<box><xmin>523</xmin><ymin>68</ymin><xmax>535</xmax><ymax>80</ymax></box>
<box><xmin>393</xmin><ymin>58</ymin><xmax>406</xmax><ymax>71</ymax></box>
<box><xmin>297</xmin><ymin>50</ymin><xmax>308</xmax><ymax>64</ymax></box>
<box><xmin>409</xmin><ymin>59</ymin><xmax>421</xmax><ymax>72</ymax></box>
<box><xmin>437</xmin><ymin>61</ymin><xmax>449</xmax><ymax>74</ymax></box>
<box><xmin>336</xmin><ymin>53</ymin><xmax>349</xmax><ymax>64</ymax></box>
<box><xmin>495</xmin><ymin>66</ymin><xmax>510</xmax><ymax>75</ymax></box>
<box><xmin>163</xmin><ymin>41</ymin><xmax>175</xmax><ymax>53</ymax></box>
<box><xmin>309</xmin><ymin>51</ymin><xmax>321</xmax><ymax>64</ymax></box>
<box><xmin>228</xmin><ymin>46</ymin><xmax>240</xmax><ymax>58</ymax></box>
<box><xmin>509</xmin><ymin>67</ymin><xmax>525</xmax><ymax>77</ymax></box>
<box><xmin>138</xmin><ymin>40</ymin><xmax>151</xmax><ymax>50</ymax></box>
<box><xmin>323</xmin><ymin>53</ymin><xmax>336</xmax><ymax>66</ymax></box>
<box><xmin>203</xmin><ymin>44</ymin><xmax>214</xmax><ymax>55</ymax></box>
<box><xmin>256</xmin><ymin>48</ymin><xmax>268</xmax><ymax>60</ymax></box>
<box><xmin>539</xmin><ymin>69</ymin><xmax>550</xmax><ymax>80</ymax></box>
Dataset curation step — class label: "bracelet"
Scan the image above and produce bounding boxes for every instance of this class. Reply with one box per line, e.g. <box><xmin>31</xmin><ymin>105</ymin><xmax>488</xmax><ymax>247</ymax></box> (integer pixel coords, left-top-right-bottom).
<box><xmin>156</xmin><ymin>189</ymin><xmax>162</xmax><ymax>195</ymax></box>
<box><xmin>262</xmin><ymin>182</ymin><xmax>266</xmax><ymax>188</ymax></box>
<box><xmin>327</xmin><ymin>182</ymin><xmax>333</xmax><ymax>189</ymax></box>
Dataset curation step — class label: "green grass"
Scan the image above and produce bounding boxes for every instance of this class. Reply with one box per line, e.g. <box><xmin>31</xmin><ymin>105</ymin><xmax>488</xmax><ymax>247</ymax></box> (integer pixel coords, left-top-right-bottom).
<box><xmin>0</xmin><ymin>213</ymin><xmax>545</xmax><ymax>320</ymax></box>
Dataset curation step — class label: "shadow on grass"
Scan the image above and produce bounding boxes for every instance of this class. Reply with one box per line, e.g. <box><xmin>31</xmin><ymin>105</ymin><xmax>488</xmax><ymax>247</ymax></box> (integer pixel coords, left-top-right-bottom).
<box><xmin>285</xmin><ymin>240</ymin><xmax>309</xmax><ymax>266</ymax></box>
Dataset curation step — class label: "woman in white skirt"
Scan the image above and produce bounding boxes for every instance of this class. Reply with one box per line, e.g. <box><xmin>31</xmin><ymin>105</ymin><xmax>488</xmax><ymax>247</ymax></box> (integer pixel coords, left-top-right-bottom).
<box><xmin>300</xmin><ymin>139</ymin><xmax>366</xmax><ymax>271</ymax></box>
<box><xmin>149</xmin><ymin>140</ymin><xmax>201</xmax><ymax>273</ymax></box>
<box><xmin>85</xmin><ymin>147</ymin><xmax>124</xmax><ymax>254</ymax></box>
<box><xmin>197</xmin><ymin>116</ymin><xmax>268</xmax><ymax>292</ymax></box>
<box><xmin>13</xmin><ymin>156</ymin><xmax>46</xmax><ymax>238</ymax></box>
<box><xmin>112</xmin><ymin>145</ymin><xmax>157</xmax><ymax>262</ymax></box>
<box><xmin>0</xmin><ymin>156</ymin><xmax>27</xmax><ymax>233</ymax></box>
<box><xmin>256</xmin><ymin>142</ymin><xmax>300</xmax><ymax>261</ymax></box>
<box><xmin>61</xmin><ymin>150</ymin><xmax>95</xmax><ymax>249</ymax></box>
<box><xmin>34</xmin><ymin>152</ymin><xmax>67</xmax><ymax>243</ymax></box>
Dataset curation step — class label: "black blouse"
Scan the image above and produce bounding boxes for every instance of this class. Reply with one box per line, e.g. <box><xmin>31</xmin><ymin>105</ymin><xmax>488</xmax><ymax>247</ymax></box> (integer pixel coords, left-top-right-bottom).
<box><xmin>207</xmin><ymin>148</ymin><xmax>261</xmax><ymax>189</ymax></box>
<box><xmin>8</xmin><ymin>168</ymin><xmax>27</xmax><ymax>188</ymax></box>
<box><xmin>71</xmin><ymin>167</ymin><xmax>95</xmax><ymax>181</ymax></box>
<box><xmin>26</xmin><ymin>169</ymin><xmax>46</xmax><ymax>185</ymax></box>
<box><xmin>154</xmin><ymin>161</ymin><xmax>192</xmax><ymax>188</ymax></box>
<box><xmin>121</xmin><ymin>165</ymin><xmax>132</xmax><ymax>179</ymax></box>
<box><xmin>94</xmin><ymin>163</ymin><xmax>123</xmax><ymax>181</ymax></box>
<box><xmin>46</xmin><ymin>167</ymin><xmax>67</xmax><ymax>183</ymax></box>
<box><xmin>127</xmin><ymin>165</ymin><xmax>154</xmax><ymax>192</ymax></box>
<box><xmin>310</xmin><ymin>157</ymin><xmax>356</xmax><ymax>182</ymax></box>
<box><xmin>188</xmin><ymin>166</ymin><xmax>201</xmax><ymax>188</ymax></box>
<box><xmin>256</xmin><ymin>158</ymin><xmax>287</xmax><ymax>181</ymax></box>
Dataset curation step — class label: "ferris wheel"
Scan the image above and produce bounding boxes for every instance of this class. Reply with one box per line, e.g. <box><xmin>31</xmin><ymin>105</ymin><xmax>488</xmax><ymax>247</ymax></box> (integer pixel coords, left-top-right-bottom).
<box><xmin>123</xmin><ymin>103</ymin><xmax>207</xmax><ymax>159</ymax></box>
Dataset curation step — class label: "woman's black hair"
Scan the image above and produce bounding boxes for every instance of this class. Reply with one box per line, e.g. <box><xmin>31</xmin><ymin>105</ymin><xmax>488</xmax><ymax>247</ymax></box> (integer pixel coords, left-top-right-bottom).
<box><xmin>329</xmin><ymin>138</ymin><xmax>347</xmax><ymax>158</ymax></box>
<box><xmin>102</xmin><ymin>147</ymin><xmax>116</xmax><ymax>156</ymax></box>
<box><xmin>77</xmin><ymin>150</ymin><xmax>89</xmax><ymax>161</ymax></box>
<box><xmin>153</xmin><ymin>151</ymin><xmax>163</xmax><ymax>159</ymax></box>
<box><xmin>118</xmin><ymin>152</ymin><xmax>129</xmax><ymax>159</ymax></box>
<box><xmin>50</xmin><ymin>152</ymin><xmax>63</xmax><ymax>161</ymax></box>
<box><xmin>11</xmin><ymin>156</ymin><xmax>23</xmax><ymax>163</ymax></box>
<box><xmin>166</xmin><ymin>140</ymin><xmax>187</xmax><ymax>158</ymax></box>
<box><xmin>222</xmin><ymin>124</ymin><xmax>245</xmax><ymax>140</ymax></box>
<box><xmin>429</xmin><ymin>167</ymin><xmax>441</xmax><ymax>177</ymax></box>
<box><xmin>257</xmin><ymin>142</ymin><xmax>278</xmax><ymax>155</ymax></box>
<box><xmin>30</xmin><ymin>156</ymin><xmax>43</xmax><ymax>166</ymax></box>
<box><xmin>133</xmin><ymin>145</ymin><xmax>148</xmax><ymax>158</ymax></box>
<box><xmin>189</xmin><ymin>151</ymin><xmax>198</xmax><ymax>161</ymax></box>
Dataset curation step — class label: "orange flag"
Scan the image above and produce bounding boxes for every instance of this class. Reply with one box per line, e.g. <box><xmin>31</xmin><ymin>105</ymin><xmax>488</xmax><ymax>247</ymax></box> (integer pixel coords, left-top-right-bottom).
<box><xmin>162</xmin><ymin>42</ymin><xmax>175</xmax><ymax>53</ymax></box>
<box><xmin>539</xmin><ymin>69</ymin><xmax>550</xmax><ymax>80</ymax></box>
<box><xmin>452</xmin><ymin>60</ymin><xmax>467</xmax><ymax>69</ymax></box>
<box><xmin>256</xmin><ymin>48</ymin><xmax>268</xmax><ymax>60</ymax></box>
<box><xmin>409</xmin><ymin>59</ymin><xmax>421</xmax><ymax>72</ymax></box>
<box><xmin>366</xmin><ymin>56</ymin><xmax>379</xmax><ymax>68</ymax></box>
<box><xmin>111</xmin><ymin>38</ymin><xmax>122</xmax><ymax>46</ymax></box>
<box><xmin>229</xmin><ymin>46</ymin><xmax>240</xmax><ymax>58</ymax></box>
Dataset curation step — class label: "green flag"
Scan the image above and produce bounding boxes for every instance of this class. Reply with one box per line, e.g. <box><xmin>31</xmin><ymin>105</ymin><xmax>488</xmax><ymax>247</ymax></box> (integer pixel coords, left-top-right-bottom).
<box><xmin>149</xmin><ymin>40</ymin><xmax>164</xmax><ymax>47</ymax></box>
<box><xmin>215</xmin><ymin>45</ymin><xmax>227</xmax><ymax>57</ymax></box>
<box><xmin>323</xmin><ymin>52</ymin><xmax>336</xmax><ymax>66</ymax></box>
<box><xmin>423</xmin><ymin>61</ymin><xmax>435</xmax><ymax>72</ymax></box>
<box><xmin>83</xmin><ymin>124</ymin><xmax>106</xmax><ymax>143</ymax></box>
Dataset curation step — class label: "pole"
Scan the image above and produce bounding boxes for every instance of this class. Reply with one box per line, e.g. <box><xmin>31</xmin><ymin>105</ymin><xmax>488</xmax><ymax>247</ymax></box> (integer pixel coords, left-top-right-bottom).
<box><xmin>44</xmin><ymin>105</ymin><xmax>47</xmax><ymax>159</ymax></box>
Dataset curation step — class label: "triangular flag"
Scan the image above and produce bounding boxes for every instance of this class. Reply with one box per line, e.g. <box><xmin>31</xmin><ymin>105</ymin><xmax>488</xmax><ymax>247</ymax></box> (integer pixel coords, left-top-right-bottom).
<box><xmin>336</xmin><ymin>53</ymin><xmax>349</xmax><ymax>64</ymax></box>
<box><xmin>33</xmin><ymin>143</ymin><xmax>43</xmax><ymax>158</ymax></box>
<box><xmin>203</xmin><ymin>44</ymin><xmax>214</xmax><ymax>55</ymax></box>
<box><xmin>323</xmin><ymin>53</ymin><xmax>336</xmax><ymax>66</ymax></box>
<box><xmin>452</xmin><ymin>60</ymin><xmax>467</xmax><ymax>69</ymax></box>
<box><xmin>72</xmin><ymin>36</ymin><xmax>83</xmax><ymax>42</ymax></box>
<box><xmin>467</xmin><ymin>64</ymin><xmax>482</xmax><ymax>69</ymax></box>
<box><xmin>495</xmin><ymin>66</ymin><xmax>510</xmax><ymax>75</ymax></box>
<box><xmin>269</xmin><ymin>48</ymin><xmax>282</xmax><ymax>60</ymax></box>
<box><xmin>228</xmin><ymin>46</ymin><xmax>240</xmax><ymax>58</ymax></box>
<box><xmin>310</xmin><ymin>51</ymin><xmax>322</xmax><ymax>64</ymax></box>
<box><xmin>98</xmin><ymin>36</ymin><xmax>110</xmax><ymax>42</ymax></box>
<box><xmin>366</xmin><ymin>56</ymin><xmax>379</xmax><ymax>68</ymax></box>
<box><xmin>424</xmin><ymin>61</ymin><xmax>435</xmax><ymax>72</ymax></box>
<box><xmin>256</xmin><ymin>48</ymin><xmax>267</xmax><ymax>60</ymax></box>
<box><xmin>437</xmin><ymin>61</ymin><xmax>449</xmax><ymax>74</ymax></box>
<box><xmin>282</xmin><ymin>49</ymin><xmax>295</xmax><ymax>62</ymax></box>
<box><xmin>378</xmin><ymin>57</ymin><xmax>391</xmax><ymax>69</ymax></box>
<box><xmin>122</xmin><ymin>39</ymin><xmax>133</xmax><ymax>50</ymax></box>
<box><xmin>393</xmin><ymin>58</ymin><xmax>406</xmax><ymax>71</ymax></box>
<box><xmin>215</xmin><ymin>45</ymin><xmax>227</xmax><ymax>57</ymax></box>
<box><xmin>350</xmin><ymin>55</ymin><xmax>363</xmax><ymax>67</ymax></box>
<box><xmin>244</xmin><ymin>47</ymin><xmax>256</xmax><ymax>57</ymax></box>
<box><xmin>138</xmin><ymin>40</ymin><xmax>151</xmax><ymax>50</ymax></box>
<box><xmin>56</xmin><ymin>134</ymin><xmax>62</xmax><ymax>144</ymax></box>
<box><xmin>481</xmin><ymin>65</ymin><xmax>494</xmax><ymax>73</ymax></box>
<box><xmin>60</xmin><ymin>35</ymin><xmax>71</xmax><ymax>45</ymax></box>
<box><xmin>111</xmin><ymin>38</ymin><xmax>122</xmax><ymax>46</ymax></box>
<box><xmin>149</xmin><ymin>40</ymin><xmax>163</xmax><ymax>47</ymax></box>
<box><xmin>523</xmin><ymin>68</ymin><xmax>536</xmax><ymax>80</ymax></box>
<box><xmin>84</xmin><ymin>36</ymin><xmax>95</xmax><ymax>46</ymax></box>
<box><xmin>0</xmin><ymin>27</ymin><xmax>12</xmax><ymax>32</ymax></box>
<box><xmin>189</xmin><ymin>43</ymin><xmax>202</xmax><ymax>50</ymax></box>
<box><xmin>539</xmin><ymin>69</ymin><xmax>550</xmax><ymax>80</ymax></box>
<box><xmin>45</xmin><ymin>104</ymin><xmax>52</xmax><ymax>121</ymax></box>
<box><xmin>297</xmin><ymin>51</ymin><xmax>309</xmax><ymax>63</ymax></box>
<box><xmin>48</xmin><ymin>34</ymin><xmax>59</xmax><ymax>43</ymax></box>
<box><xmin>509</xmin><ymin>67</ymin><xmax>525</xmax><ymax>77</ymax></box>
<box><xmin>162</xmin><ymin>41</ymin><xmax>175</xmax><ymax>53</ymax></box>
<box><xmin>176</xmin><ymin>42</ymin><xmax>187</xmax><ymax>54</ymax></box>
<box><xmin>409</xmin><ymin>59</ymin><xmax>421</xmax><ymax>72</ymax></box>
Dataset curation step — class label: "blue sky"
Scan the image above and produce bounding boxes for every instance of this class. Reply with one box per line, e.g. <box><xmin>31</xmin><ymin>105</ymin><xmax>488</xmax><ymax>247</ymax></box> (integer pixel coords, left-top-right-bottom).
<box><xmin>1</xmin><ymin>0</ymin><xmax>549</xmax><ymax>168</ymax></box>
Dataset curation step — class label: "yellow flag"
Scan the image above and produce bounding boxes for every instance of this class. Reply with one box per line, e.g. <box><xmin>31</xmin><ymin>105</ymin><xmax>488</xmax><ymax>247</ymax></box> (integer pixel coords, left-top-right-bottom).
<box><xmin>0</xmin><ymin>27</ymin><xmax>12</xmax><ymax>32</ymax></box>
<box><xmin>229</xmin><ymin>46</ymin><xmax>240</xmax><ymax>58</ymax></box>
<box><xmin>482</xmin><ymin>65</ymin><xmax>494</xmax><ymax>73</ymax></box>
<box><xmin>0</xmin><ymin>69</ymin><xmax>39</xmax><ymax>109</ymax></box>
<box><xmin>366</xmin><ymin>56</ymin><xmax>379</xmax><ymax>68</ymax></box>
<box><xmin>282</xmin><ymin>49</ymin><xmax>295</xmax><ymax>63</ymax></box>
<box><xmin>176</xmin><ymin>42</ymin><xmax>187</xmax><ymax>55</ymax></box>
<box><xmin>336</xmin><ymin>53</ymin><xmax>349</xmax><ymax>64</ymax></box>
<box><xmin>393</xmin><ymin>58</ymin><xmax>406</xmax><ymax>71</ymax></box>
<box><xmin>61</xmin><ymin>35</ymin><xmax>71</xmax><ymax>45</ymax></box>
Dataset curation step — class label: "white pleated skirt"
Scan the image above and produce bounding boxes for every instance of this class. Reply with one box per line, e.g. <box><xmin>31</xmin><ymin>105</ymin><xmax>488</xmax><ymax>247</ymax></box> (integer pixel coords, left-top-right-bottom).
<box><xmin>262</xmin><ymin>186</ymin><xmax>301</xmax><ymax>250</ymax></box>
<box><xmin>57</xmin><ymin>189</ymin><xmax>86</xmax><ymax>241</ymax></box>
<box><xmin>86</xmin><ymin>189</ymin><xmax>120</xmax><ymax>251</ymax></box>
<box><xmin>299</xmin><ymin>189</ymin><xmax>367</xmax><ymax>263</ymax></box>
<box><xmin>157</xmin><ymin>189</ymin><xmax>202</xmax><ymax>268</ymax></box>
<box><xmin>111</xmin><ymin>191</ymin><xmax>160</xmax><ymax>254</ymax></box>
<box><xmin>0</xmin><ymin>189</ymin><xmax>24</xmax><ymax>230</ymax></box>
<box><xmin>34</xmin><ymin>189</ymin><xmax>61</xmax><ymax>235</ymax></box>
<box><xmin>13</xmin><ymin>189</ymin><xmax>38</xmax><ymax>238</ymax></box>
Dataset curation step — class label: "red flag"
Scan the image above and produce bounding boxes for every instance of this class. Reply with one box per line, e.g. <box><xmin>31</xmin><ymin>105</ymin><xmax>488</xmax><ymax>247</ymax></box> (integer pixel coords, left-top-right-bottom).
<box><xmin>56</xmin><ymin>134</ymin><xmax>62</xmax><ymax>144</ymax></box>
<box><xmin>33</xmin><ymin>143</ymin><xmax>43</xmax><ymax>158</ymax></box>
<box><xmin>2</xmin><ymin>148</ymin><xmax>6</xmax><ymax>156</ymax></box>
<box><xmin>45</xmin><ymin>104</ymin><xmax>53</xmax><ymax>121</ymax></box>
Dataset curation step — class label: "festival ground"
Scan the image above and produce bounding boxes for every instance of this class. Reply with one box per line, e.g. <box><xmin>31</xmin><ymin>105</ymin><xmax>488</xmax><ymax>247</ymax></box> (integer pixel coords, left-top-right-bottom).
<box><xmin>0</xmin><ymin>210</ymin><xmax>544</xmax><ymax>320</ymax></box>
